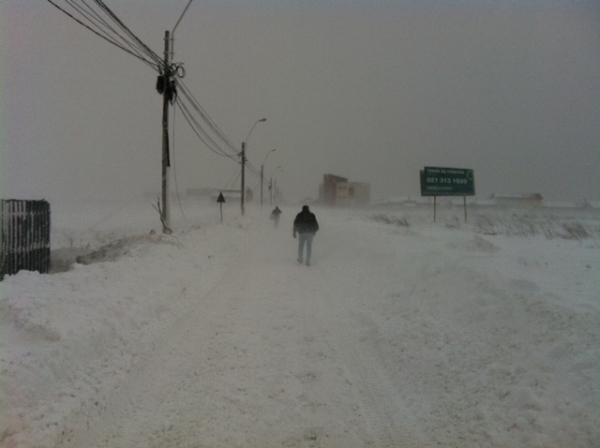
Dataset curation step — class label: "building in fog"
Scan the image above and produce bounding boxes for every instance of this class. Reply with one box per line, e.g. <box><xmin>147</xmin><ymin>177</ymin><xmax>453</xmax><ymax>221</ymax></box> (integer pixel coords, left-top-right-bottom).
<box><xmin>491</xmin><ymin>193</ymin><xmax>543</xmax><ymax>208</ymax></box>
<box><xmin>319</xmin><ymin>174</ymin><xmax>370</xmax><ymax>207</ymax></box>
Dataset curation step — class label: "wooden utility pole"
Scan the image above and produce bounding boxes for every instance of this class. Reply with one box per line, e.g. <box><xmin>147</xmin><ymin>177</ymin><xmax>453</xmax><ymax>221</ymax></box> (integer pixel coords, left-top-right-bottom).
<box><xmin>161</xmin><ymin>30</ymin><xmax>171</xmax><ymax>233</ymax></box>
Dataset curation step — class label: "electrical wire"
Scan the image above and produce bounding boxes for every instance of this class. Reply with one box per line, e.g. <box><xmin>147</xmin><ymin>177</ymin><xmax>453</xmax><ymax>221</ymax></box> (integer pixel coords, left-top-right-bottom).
<box><xmin>46</xmin><ymin>0</ymin><xmax>262</xmax><ymax>204</ymax></box>
<box><xmin>175</xmin><ymin>96</ymin><xmax>239</xmax><ymax>161</ymax></box>
<box><xmin>176</xmin><ymin>79</ymin><xmax>239</xmax><ymax>155</ymax></box>
<box><xmin>171</xmin><ymin>102</ymin><xmax>186</xmax><ymax>221</ymax></box>
<box><xmin>175</xmin><ymin>92</ymin><xmax>263</xmax><ymax>186</ymax></box>
<box><xmin>46</xmin><ymin>0</ymin><xmax>161</xmax><ymax>71</ymax></box>
<box><xmin>93</xmin><ymin>0</ymin><xmax>162</xmax><ymax>65</ymax></box>
<box><xmin>245</xmin><ymin>160</ymin><xmax>261</xmax><ymax>177</ymax></box>
<box><xmin>70</xmin><ymin>0</ymin><xmax>160</xmax><ymax>67</ymax></box>
<box><xmin>174</xmin><ymin>79</ymin><xmax>265</xmax><ymax>179</ymax></box>
<box><xmin>224</xmin><ymin>169</ymin><xmax>241</xmax><ymax>191</ymax></box>
<box><xmin>46</xmin><ymin>0</ymin><xmax>244</xmax><ymax>165</ymax></box>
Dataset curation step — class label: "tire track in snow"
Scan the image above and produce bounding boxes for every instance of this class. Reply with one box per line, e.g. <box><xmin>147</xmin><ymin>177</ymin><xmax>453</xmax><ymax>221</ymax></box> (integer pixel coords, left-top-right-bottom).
<box><xmin>343</xmin><ymin>311</ymin><xmax>425</xmax><ymax>448</ymax></box>
<box><xmin>313</xmin><ymin>289</ymin><xmax>427</xmax><ymax>448</ymax></box>
<box><xmin>311</xmin><ymin>217</ymin><xmax>430</xmax><ymax>447</ymax></box>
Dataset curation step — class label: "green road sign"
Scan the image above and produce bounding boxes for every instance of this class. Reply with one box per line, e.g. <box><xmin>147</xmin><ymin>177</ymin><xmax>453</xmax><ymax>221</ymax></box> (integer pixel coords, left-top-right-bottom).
<box><xmin>420</xmin><ymin>167</ymin><xmax>475</xmax><ymax>196</ymax></box>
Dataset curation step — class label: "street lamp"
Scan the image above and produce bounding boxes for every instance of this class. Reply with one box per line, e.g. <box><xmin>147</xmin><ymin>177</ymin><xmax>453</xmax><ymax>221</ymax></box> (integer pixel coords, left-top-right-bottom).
<box><xmin>241</xmin><ymin>118</ymin><xmax>266</xmax><ymax>216</ymax></box>
<box><xmin>260</xmin><ymin>149</ymin><xmax>276</xmax><ymax>209</ymax></box>
<box><xmin>171</xmin><ymin>0</ymin><xmax>194</xmax><ymax>59</ymax></box>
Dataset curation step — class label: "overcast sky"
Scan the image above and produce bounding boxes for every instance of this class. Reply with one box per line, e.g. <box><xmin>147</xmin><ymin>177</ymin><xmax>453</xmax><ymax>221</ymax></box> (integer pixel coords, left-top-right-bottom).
<box><xmin>2</xmin><ymin>0</ymin><xmax>600</xmax><ymax>205</ymax></box>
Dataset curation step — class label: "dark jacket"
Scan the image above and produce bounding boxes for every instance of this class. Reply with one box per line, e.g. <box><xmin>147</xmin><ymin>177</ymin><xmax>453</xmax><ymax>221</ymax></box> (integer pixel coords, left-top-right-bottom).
<box><xmin>293</xmin><ymin>206</ymin><xmax>319</xmax><ymax>234</ymax></box>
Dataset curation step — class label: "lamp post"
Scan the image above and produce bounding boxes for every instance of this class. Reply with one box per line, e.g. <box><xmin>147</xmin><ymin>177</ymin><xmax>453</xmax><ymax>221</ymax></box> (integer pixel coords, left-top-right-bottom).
<box><xmin>170</xmin><ymin>0</ymin><xmax>194</xmax><ymax>59</ymax></box>
<box><xmin>260</xmin><ymin>149</ymin><xmax>276</xmax><ymax>210</ymax></box>
<box><xmin>241</xmin><ymin>118</ymin><xmax>266</xmax><ymax>216</ymax></box>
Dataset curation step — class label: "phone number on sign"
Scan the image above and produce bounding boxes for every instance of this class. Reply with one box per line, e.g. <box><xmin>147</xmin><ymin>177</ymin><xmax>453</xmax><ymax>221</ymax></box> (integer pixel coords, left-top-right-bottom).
<box><xmin>426</xmin><ymin>177</ymin><xmax>468</xmax><ymax>184</ymax></box>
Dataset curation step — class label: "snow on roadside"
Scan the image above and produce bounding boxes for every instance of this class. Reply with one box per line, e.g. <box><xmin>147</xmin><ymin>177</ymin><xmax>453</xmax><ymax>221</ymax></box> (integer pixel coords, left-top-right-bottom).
<box><xmin>1</xmin><ymin>202</ymin><xmax>243</xmax><ymax>447</ymax></box>
<box><xmin>364</xmin><ymin>207</ymin><xmax>600</xmax><ymax>446</ymax></box>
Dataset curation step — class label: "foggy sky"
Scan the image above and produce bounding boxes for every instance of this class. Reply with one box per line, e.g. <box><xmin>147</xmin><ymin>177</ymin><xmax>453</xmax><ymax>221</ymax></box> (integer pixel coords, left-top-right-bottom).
<box><xmin>2</xmin><ymin>1</ymin><xmax>600</xmax><ymax>205</ymax></box>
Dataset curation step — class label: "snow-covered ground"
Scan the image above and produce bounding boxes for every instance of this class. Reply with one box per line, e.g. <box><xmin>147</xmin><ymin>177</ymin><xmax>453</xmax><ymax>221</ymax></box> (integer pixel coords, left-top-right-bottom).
<box><xmin>1</xmin><ymin>199</ymin><xmax>599</xmax><ymax>447</ymax></box>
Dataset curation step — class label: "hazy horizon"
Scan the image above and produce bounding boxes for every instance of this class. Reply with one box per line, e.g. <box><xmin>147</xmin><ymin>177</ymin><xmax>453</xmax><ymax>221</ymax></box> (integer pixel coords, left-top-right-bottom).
<box><xmin>2</xmin><ymin>1</ymin><xmax>600</xmax><ymax>205</ymax></box>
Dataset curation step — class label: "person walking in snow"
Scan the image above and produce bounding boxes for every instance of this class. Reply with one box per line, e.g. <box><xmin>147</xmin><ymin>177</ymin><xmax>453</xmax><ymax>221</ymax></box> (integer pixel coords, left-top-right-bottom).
<box><xmin>270</xmin><ymin>206</ymin><xmax>282</xmax><ymax>227</ymax></box>
<box><xmin>293</xmin><ymin>205</ymin><xmax>319</xmax><ymax>266</ymax></box>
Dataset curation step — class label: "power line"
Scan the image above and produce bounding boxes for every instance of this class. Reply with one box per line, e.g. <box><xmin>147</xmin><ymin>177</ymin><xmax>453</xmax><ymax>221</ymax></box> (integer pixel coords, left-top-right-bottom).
<box><xmin>226</xmin><ymin>169</ymin><xmax>242</xmax><ymax>190</ymax></box>
<box><xmin>47</xmin><ymin>0</ymin><xmax>260</xmax><ymax>212</ymax></box>
<box><xmin>47</xmin><ymin>0</ymin><xmax>244</xmax><ymax>164</ymax></box>
<box><xmin>46</xmin><ymin>0</ymin><xmax>161</xmax><ymax>70</ymax></box>
<box><xmin>174</xmin><ymin>96</ymin><xmax>239</xmax><ymax>160</ymax></box>
<box><xmin>70</xmin><ymin>0</ymin><xmax>160</xmax><ymax>66</ymax></box>
<box><xmin>245</xmin><ymin>159</ymin><xmax>261</xmax><ymax>176</ymax></box>
<box><xmin>175</xmin><ymin>91</ymin><xmax>262</xmax><ymax>177</ymax></box>
<box><xmin>175</xmin><ymin>79</ymin><xmax>239</xmax><ymax>155</ymax></box>
<box><xmin>93</xmin><ymin>0</ymin><xmax>162</xmax><ymax>65</ymax></box>
<box><xmin>171</xmin><ymin>105</ymin><xmax>186</xmax><ymax>221</ymax></box>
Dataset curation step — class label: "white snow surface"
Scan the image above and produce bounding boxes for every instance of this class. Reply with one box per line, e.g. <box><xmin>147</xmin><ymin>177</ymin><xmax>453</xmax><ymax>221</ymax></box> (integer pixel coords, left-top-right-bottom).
<box><xmin>1</xmin><ymin>200</ymin><xmax>599</xmax><ymax>448</ymax></box>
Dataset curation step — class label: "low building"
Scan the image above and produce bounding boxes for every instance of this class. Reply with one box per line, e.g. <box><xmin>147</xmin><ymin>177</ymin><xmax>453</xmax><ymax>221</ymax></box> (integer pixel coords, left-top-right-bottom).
<box><xmin>319</xmin><ymin>173</ymin><xmax>370</xmax><ymax>207</ymax></box>
<box><xmin>335</xmin><ymin>182</ymin><xmax>371</xmax><ymax>207</ymax></box>
<box><xmin>491</xmin><ymin>193</ymin><xmax>543</xmax><ymax>208</ymax></box>
<box><xmin>320</xmin><ymin>174</ymin><xmax>348</xmax><ymax>206</ymax></box>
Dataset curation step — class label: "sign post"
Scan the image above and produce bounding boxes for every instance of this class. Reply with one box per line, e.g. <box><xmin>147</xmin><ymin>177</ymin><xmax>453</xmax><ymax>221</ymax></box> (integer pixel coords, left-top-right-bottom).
<box><xmin>217</xmin><ymin>192</ymin><xmax>226</xmax><ymax>223</ymax></box>
<box><xmin>420</xmin><ymin>167</ymin><xmax>475</xmax><ymax>222</ymax></box>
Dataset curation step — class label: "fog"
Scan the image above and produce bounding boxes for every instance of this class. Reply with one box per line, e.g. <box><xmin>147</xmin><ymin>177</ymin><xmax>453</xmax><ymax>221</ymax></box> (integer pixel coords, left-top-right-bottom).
<box><xmin>2</xmin><ymin>1</ymin><xmax>600</xmax><ymax>205</ymax></box>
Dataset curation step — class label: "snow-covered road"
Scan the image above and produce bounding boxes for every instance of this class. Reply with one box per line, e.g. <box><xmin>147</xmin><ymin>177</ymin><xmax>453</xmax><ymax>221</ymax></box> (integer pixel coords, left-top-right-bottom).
<box><xmin>60</xmin><ymin>211</ymin><xmax>428</xmax><ymax>447</ymax></box>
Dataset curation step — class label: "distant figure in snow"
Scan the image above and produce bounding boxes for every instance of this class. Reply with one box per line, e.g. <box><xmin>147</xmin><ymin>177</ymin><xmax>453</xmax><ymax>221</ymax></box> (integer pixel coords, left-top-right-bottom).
<box><xmin>293</xmin><ymin>205</ymin><xmax>319</xmax><ymax>266</ymax></box>
<box><xmin>270</xmin><ymin>206</ymin><xmax>282</xmax><ymax>227</ymax></box>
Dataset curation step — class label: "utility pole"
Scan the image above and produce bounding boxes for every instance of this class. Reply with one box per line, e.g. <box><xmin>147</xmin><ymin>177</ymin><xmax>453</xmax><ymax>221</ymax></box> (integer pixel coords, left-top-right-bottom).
<box><xmin>260</xmin><ymin>148</ymin><xmax>276</xmax><ymax>210</ymax></box>
<box><xmin>240</xmin><ymin>118</ymin><xmax>266</xmax><ymax>216</ymax></box>
<box><xmin>260</xmin><ymin>164</ymin><xmax>264</xmax><ymax>210</ymax></box>
<box><xmin>162</xmin><ymin>0</ymin><xmax>193</xmax><ymax>233</ymax></box>
<box><xmin>161</xmin><ymin>30</ymin><xmax>171</xmax><ymax>234</ymax></box>
<box><xmin>269</xmin><ymin>177</ymin><xmax>273</xmax><ymax>205</ymax></box>
<box><xmin>241</xmin><ymin>141</ymin><xmax>246</xmax><ymax>216</ymax></box>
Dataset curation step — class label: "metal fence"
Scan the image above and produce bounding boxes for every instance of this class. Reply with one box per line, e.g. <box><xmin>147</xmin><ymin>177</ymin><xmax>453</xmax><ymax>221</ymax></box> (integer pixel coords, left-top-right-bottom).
<box><xmin>1</xmin><ymin>199</ymin><xmax>51</xmax><ymax>278</ymax></box>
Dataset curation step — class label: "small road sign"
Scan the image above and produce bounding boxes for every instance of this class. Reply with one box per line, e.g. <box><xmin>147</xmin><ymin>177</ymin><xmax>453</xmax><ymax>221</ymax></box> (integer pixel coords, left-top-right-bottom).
<box><xmin>217</xmin><ymin>192</ymin><xmax>226</xmax><ymax>223</ymax></box>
